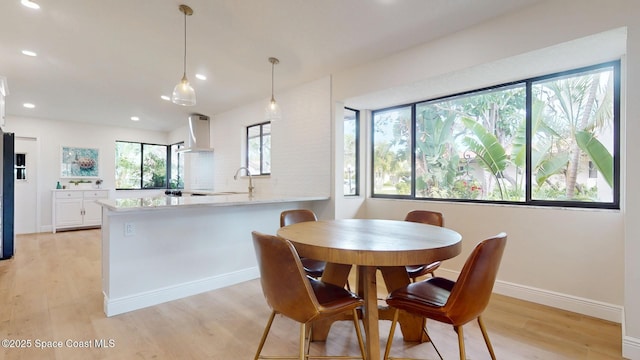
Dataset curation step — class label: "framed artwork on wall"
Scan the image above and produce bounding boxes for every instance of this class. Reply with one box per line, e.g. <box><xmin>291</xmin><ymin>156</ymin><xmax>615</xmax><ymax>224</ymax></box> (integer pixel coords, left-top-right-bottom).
<box><xmin>60</xmin><ymin>146</ymin><xmax>99</xmax><ymax>178</ymax></box>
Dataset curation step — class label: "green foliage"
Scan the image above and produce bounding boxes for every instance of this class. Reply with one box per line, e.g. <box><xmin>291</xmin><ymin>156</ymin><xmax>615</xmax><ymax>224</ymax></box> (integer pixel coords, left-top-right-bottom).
<box><xmin>371</xmin><ymin>65</ymin><xmax>615</xmax><ymax>204</ymax></box>
<box><xmin>169</xmin><ymin>178</ymin><xmax>183</xmax><ymax>189</ymax></box>
<box><xmin>461</xmin><ymin>117</ymin><xmax>508</xmax><ymax>174</ymax></box>
<box><xmin>451</xmin><ymin>179</ymin><xmax>482</xmax><ymax>199</ymax></box>
<box><xmin>395</xmin><ymin>180</ymin><xmax>410</xmax><ymax>194</ymax></box>
<box><xmin>461</xmin><ymin>117</ymin><xmax>508</xmax><ymax>199</ymax></box>
<box><xmin>414</xmin><ymin>107</ymin><xmax>460</xmax><ymax>197</ymax></box>
<box><xmin>535</xmin><ymin>152</ymin><xmax>569</xmax><ymax>187</ymax></box>
<box><xmin>575</xmin><ymin>130</ymin><xmax>614</xmax><ymax>187</ymax></box>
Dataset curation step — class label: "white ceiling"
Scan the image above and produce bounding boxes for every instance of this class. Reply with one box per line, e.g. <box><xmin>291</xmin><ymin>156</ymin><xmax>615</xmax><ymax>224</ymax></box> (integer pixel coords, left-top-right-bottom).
<box><xmin>0</xmin><ymin>0</ymin><xmax>543</xmax><ymax>132</ymax></box>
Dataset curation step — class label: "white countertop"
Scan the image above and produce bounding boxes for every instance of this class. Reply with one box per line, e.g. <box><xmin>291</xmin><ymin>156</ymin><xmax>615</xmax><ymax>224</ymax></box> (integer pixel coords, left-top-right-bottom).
<box><xmin>97</xmin><ymin>193</ymin><xmax>329</xmax><ymax>212</ymax></box>
<box><xmin>52</xmin><ymin>187</ymin><xmax>109</xmax><ymax>191</ymax></box>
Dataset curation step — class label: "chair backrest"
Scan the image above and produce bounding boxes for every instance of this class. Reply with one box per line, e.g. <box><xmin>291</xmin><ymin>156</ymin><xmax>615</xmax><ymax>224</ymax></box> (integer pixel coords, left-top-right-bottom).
<box><xmin>252</xmin><ymin>231</ymin><xmax>320</xmax><ymax>323</ymax></box>
<box><xmin>444</xmin><ymin>233</ymin><xmax>507</xmax><ymax>325</ymax></box>
<box><xmin>280</xmin><ymin>209</ymin><xmax>318</xmax><ymax>227</ymax></box>
<box><xmin>404</xmin><ymin>210</ymin><xmax>444</xmax><ymax>227</ymax></box>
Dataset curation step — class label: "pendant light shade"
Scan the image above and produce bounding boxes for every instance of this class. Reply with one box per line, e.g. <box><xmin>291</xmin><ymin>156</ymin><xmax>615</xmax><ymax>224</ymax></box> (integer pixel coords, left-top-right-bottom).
<box><xmin>265</xmin><ymin>57</ymin><xmax>281</xmax><ymax>120</ymax></box>
<box><xmin>172</xmin><ymin>5</ymin><xmax>196</xmax><ymax>106</ymax></box>
<box><xmin>172</xmin><ymin>73</ymin><xmax>196</xmax><ymax>106</ymax></box>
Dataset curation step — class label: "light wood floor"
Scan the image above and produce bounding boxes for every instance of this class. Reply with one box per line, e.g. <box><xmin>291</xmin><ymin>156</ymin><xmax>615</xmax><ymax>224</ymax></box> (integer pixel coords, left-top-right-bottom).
<box><xmin>0</xmin><ymin>230</ymin><xmax>623</xmax><ymax>359</ymax></box>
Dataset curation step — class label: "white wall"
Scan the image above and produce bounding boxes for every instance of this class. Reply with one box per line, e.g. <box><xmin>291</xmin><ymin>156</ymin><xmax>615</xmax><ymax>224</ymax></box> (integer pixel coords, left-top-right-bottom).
<box><xmin>332</xmin><ymin>0</ymin><xmax>640</xmax><ymax>357</ymax></box>
<box><xmin>203</xmin><ymin>76</ymin><xmax>333</xmax><ymax>214</ymax></box>
<box><xmin>4</xmin><ymin>117</ymin><xmax>169</xmax><ymax>233</ymax></box>
<box><xmin>168</xmin><ymin>76</ymin><xmax>334</xmax><ymax>220</ymax></box>
<box><xmin>624</xmin><ymin>18</ymin><xmax>640</xmax><ymax>360</ymax></box>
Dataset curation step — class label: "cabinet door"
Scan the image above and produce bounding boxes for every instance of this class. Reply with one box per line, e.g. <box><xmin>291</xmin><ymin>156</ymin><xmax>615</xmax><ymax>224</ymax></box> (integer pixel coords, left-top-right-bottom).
<box><xmin>82</xmin><ymin>199</ymin><xmax>102</xmax><ymax>226</ymax></box>
<box><xmin>82</xmin><ymin>190</ymin><xmax>108</xmax><ymax>226</ymax></box>
<box><xmin>55</xmin><ymin>199</ymin><xmax>83</xmax><ymax>227</ymax></box>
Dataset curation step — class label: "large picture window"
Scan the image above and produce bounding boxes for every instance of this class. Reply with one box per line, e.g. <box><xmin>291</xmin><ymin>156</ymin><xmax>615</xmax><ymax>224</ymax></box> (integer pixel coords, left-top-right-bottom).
<box><xmin>115</xmin><ymin>141</ymin><xmax>184</xmax><ymax>190</ymax></box>
<box><xmin>372</xmin><ymin>61</ymin><xmax>620</xmax><ymax>209</ymax></box>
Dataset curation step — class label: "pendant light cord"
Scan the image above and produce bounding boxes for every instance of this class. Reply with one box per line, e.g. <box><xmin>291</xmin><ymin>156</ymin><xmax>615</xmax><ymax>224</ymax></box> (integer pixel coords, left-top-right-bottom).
<box><xmin>271</xmin><ymin>62</ymin><xmax>275</xmax><ymax>101</ymax></box>
<box><xmin>183</xmin><ymin>10</ymin><xmax>187</xmax><ymax>76</ymax></box>
<box><xmin>269</xmin><ymin>57</ymin><xmax>279</xmax><ymax>101</ymax></box>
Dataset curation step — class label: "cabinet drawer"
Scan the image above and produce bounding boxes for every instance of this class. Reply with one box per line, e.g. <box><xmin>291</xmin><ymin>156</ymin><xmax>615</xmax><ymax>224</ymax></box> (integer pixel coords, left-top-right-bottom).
<box><xmin>84</xmin><ymin>190</ymin><xmax>109</xmax><ymax>199</ymax></box>
<box><xmin>55</xmin><ymin>191</ymin><xmax>83</xmax><ymax>199</ymax></box>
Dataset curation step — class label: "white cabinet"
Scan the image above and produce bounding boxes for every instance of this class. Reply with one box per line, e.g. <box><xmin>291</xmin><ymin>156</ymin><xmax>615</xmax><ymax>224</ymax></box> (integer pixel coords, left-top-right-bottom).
<box><xmin>54</xmin><ymin>191</ymin><xmax>83</xmax><ymax>229</ymax></box>
<box><xmin>52</xmin><ymin>189</ymin><xmax>109</xmax><ymax>233</ymax></box>
<box><xmin>82</xmin><ymin>191</ymin><xmax>106</xmax><ymax>225</ymax></box>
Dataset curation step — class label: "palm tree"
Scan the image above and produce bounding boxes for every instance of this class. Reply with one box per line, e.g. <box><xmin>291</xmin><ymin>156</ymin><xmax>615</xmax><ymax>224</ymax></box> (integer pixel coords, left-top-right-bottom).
<box><xmin>536</xmin><ymin>70</ymin><xmax>614</xmax><ymax>198</ymax></box>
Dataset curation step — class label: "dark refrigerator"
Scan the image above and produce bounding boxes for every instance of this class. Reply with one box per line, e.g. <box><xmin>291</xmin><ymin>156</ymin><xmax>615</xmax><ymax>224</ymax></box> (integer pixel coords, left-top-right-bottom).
<box><xmin>0</xmin><ymin>130</ymin><xmax>14</xmax><ymax>260</ymax></box>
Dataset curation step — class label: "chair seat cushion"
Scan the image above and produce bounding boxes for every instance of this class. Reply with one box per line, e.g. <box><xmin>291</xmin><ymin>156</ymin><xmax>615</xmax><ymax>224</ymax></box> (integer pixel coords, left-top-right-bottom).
<box><xmin>308</xmin><ymin>277</ymin><xmax>363</xmax><ymax>312</ymax></box>
<box><xmin>386</xmin><ymin>277</ymin><xmax>455</xmax><ymax>315</ymax></box>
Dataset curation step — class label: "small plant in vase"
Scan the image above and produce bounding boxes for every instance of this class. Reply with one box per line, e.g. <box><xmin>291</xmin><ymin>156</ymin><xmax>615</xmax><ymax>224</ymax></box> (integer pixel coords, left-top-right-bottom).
<box><xmin>95</xmin><ymin>179</ymin><xmax>103</xmax><ymax>189</ymax></box>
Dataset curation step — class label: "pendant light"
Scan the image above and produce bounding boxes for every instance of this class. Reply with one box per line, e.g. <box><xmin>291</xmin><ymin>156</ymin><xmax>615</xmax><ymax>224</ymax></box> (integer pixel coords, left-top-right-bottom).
<box><xmin>265</xmin><ymin>57</ymin><xmax>282</xmax><ymax>120</ymax></box>
<box><xmin>172</xmin><ymin>4</ymin><xmax>196</xmax><ymax>106</ymax></box>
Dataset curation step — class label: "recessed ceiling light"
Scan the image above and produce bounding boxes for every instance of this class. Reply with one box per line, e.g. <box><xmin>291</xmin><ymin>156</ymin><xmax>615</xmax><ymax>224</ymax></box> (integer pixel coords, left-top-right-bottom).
<box><xmin>195</xmin><ymin>74</ymin><xmax>207</xmax><ymax>80</ymax></box>
<box><xmin>21</xmin><ymin>50</ymin><xmax>37</xmax><ymax>57</ymax></box>
<box><xmin>23</xmin><ymin>103</ymin><xmax>35</xmax><ymax>109</ymax></box>
<box><xmin>161</xmin><ymin>95</ymin><xmax>171</xmax><ymax>101</ymax></box>
<box><xmin>20</xmin><ymin>0</ymin><xmax>40</xmax><ymax>9</ymax></box>
<box><xmin>130</xmin><ymin>116</ymin><xmax>140</xmax><ymax>121</ymax></box>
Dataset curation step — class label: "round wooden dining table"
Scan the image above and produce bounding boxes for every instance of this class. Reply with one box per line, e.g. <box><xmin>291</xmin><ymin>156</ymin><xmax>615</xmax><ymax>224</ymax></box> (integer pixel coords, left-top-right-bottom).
<box><xmin>277</xmin><ymin>218</ymin><xmax>462</xmax><ymax>360</ymax></box>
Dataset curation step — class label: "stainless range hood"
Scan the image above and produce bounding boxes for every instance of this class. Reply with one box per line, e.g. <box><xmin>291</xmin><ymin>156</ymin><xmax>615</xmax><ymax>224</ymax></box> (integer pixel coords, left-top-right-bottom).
<box><xmin>179</xmin><ymin>114</ymin><xmax>214</xmax><ymax>153</ymax></box>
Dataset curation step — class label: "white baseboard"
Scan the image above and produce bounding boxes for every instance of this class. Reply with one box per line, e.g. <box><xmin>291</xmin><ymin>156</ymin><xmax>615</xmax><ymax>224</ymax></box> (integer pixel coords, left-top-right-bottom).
<box><xmin>103</xmin><ymin>267</ymin><xmax>260</xmax><ymax>317</ymax></box>
<box><xmin>438</xmin><ymin>269</ymin><xmax>623</xmax><ymax>323</ymax></box>
<box><xmin>623</xmin><ymin>335</ymin><xmax>640</xmax><ymax>359</ymax></box>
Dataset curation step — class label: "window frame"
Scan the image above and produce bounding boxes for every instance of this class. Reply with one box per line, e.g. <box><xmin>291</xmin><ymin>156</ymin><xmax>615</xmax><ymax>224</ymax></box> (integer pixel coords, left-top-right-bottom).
<box><xmin>246</xmin><ymin>121</ymin><xmax>271</xmax><ymax>176</ymax></box>
<box><xmin>344</xmin><ymin>107</ymin><xmax>360</xmax><ymax>196</ymax></box>
<box><xmin>115</xmin><ymin>140</ymin><xmax>184</xmax><ymax>190</ymax></box>
<box><xmin>168</xmin><ymin>142</ymin><xmax>185</xmax><ymax>189</ymax></box>
<box><xmin>370</xmin><ymin>61</ymin><xmax>620</xmax><ymax>209</ymax></box>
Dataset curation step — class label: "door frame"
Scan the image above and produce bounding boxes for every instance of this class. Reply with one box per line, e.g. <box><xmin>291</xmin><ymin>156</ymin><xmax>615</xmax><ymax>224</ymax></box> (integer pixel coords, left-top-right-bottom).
<box><xmin>14</xmin><ymin>136</ymin><xmax>39</xmax><ymax>234</ymax></box>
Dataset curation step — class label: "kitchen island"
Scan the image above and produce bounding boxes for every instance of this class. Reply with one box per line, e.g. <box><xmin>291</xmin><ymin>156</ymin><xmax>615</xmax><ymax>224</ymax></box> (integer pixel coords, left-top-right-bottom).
<box><xmin>98</xmin><ymin>192</ymin><xmax>329</xmax><ymax>317</ymax></box>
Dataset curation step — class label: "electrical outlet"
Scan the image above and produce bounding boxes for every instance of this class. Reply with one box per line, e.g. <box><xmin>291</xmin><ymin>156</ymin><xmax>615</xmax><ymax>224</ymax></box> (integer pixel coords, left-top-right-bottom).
<box><xmin>124</xmin><ymin>222</ymin><xmax>135</xmax><ymax>237</ymax></box>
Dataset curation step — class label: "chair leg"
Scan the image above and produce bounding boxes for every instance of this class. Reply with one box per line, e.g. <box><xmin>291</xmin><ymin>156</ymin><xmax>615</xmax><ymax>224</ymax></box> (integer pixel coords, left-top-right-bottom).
<box><xmin>299</xmin><ymin>322</ymin><xmax>307</xmax><ymax>360</ymax></box>
<box><xmin>254</xmin><ymin>310</ymin><xmax>277</xmax><ymax>360</ymax></box>
<box><xmin>305</xmin><ymin>323</ymin><xmax>312</xmax><ymax>357</ymax></box>
<box><xmin>477</xmin><ymin>316</ymin><xmax>496</xmax><ymax>360</ymax></box>
<box><xmin>454</xmin><ymin>325</ymin><xmax>466</xmax><ymax>360</ymax></box>
<box><xmin>383</xmin><ymin>309</ymin><xmax>400</xmax><ymax>359</ymax></box>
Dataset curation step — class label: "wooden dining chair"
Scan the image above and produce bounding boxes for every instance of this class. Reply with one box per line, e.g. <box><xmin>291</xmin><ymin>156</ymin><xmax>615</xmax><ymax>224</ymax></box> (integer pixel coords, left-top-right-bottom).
<box><xmin>280</xmin><ymin>209</ymin><xmax>326</xmax><ymax>279</ymax></box>
<box><xmin>280</xmin><ymin>209</ymin><xmax>327</xmax><ymax>279</ymax></box>
<box><xmin>251</xmin><ymin>231</ymin><xmax>366</xmax><ymax>360</ymax></box>
<box><xmin>280</xmin><ymin>209</ymin><xmax>352</xmax><ymax>307</ymax></box>
<box><xmin>404</xmin><ymin>210</ymin><xmax>445</xmax><ymax>281</ymax></box>
<box><xmin>383</xmin><ymin>233</ymin><xmax>507</xmax><ymax>360</ymax></box>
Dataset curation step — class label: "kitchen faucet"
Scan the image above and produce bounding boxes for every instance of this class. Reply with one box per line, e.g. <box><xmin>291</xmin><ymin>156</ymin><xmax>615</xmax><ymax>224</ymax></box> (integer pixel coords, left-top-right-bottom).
<box><xmin>233</xmin><ymin>167</ymin><xmax>254</xmax><ymax>195</ymax></box>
